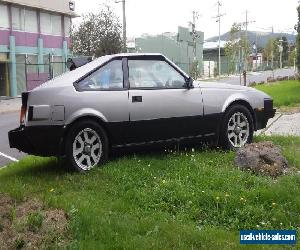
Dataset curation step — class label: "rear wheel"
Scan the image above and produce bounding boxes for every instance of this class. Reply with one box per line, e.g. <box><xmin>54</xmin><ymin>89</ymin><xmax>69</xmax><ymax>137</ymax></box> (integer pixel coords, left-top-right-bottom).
<box><xmin>65</xmin><ymin>120</ymin><xmax>108</xmax><ymax>172</ymax></box>
<box><xmin>220</xmin><ymin>104</ymin><xmax>254</xmax><ymax>150</ymax></box>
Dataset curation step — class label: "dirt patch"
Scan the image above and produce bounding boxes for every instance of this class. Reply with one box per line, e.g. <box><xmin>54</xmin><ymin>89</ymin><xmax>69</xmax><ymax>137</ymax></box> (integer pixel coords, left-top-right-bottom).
<box><xmin>235</xmin><ymin>141</ymin><xmax>289</xmax><ymax>178</ymax></box>
<box><xmin>0</xmin><ymin>194</ymin><xmax>69</xmax><ymax>249</ymax></box>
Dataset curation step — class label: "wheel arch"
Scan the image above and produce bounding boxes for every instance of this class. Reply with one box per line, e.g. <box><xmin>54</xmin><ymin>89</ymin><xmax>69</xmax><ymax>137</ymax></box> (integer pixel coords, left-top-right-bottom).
<box><xmin>60</xmin><ymin>115</ymin><xmax>111</xmax><ymax>156</ymax></box>
<box><xmin>223</xmin><ymin>99</ymin><xmax>256</xmax><ymax>130</ymax></box>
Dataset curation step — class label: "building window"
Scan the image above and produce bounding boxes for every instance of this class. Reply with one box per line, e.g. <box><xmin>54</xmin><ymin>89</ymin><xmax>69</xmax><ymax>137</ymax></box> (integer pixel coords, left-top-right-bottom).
<box><xmin>52</xmin><ymin>14</ymin><xmax>62</xmax><ymax>36</ymax></box>
<box><xmin>24</xmin><ymin>9</ymin><xmax>38</xmax><ymax>33</ymax></box>
<box><xmin>12</xmin><ymin>7</ymin><xmax>25</xmax><ymax>31</ymax></box>
<box><xmin>12</xmin><ymin>7</ymin><xmax>38</xmax><ymax>33</ymax></box>
<box><xmin>0</xmin><ymin>4</ymin><xmax>9</xmax><ymax>29</ymax></box>
<box><xmin>40</xmin><ymin>12</ymin><xmax>62</xmax><ymax>36</ymax></box>
<box><xmin>64</xmin><ymin>16</ymin><xmax>71</xmax><ymax>37</ymax></box>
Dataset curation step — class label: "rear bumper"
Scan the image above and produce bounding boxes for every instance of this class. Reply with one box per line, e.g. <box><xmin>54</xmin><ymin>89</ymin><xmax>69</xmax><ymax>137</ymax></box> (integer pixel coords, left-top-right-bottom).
<box><xmin>8</xmin><ymin>125</ymin><xmax>64</xmax><ymax>157</ymax></box>
<box><xmin>254</xmin><ymin>99</ymin><xmax>276</xmax><ymax>130</ymax></box>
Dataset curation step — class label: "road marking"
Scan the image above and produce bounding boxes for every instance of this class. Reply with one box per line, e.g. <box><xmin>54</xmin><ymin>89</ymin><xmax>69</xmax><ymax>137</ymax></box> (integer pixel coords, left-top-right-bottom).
<box><xmin>0</xmin><ymin>152</ymin><xmax>19</xmax><ymax>162</ymax></box>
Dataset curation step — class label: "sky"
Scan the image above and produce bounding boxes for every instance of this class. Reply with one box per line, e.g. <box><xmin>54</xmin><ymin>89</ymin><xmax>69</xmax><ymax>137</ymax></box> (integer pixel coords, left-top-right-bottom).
<box><xmin>74</xmin><ymin>0</ymin><xmax>299</xmax><ymax>40</ymax></box>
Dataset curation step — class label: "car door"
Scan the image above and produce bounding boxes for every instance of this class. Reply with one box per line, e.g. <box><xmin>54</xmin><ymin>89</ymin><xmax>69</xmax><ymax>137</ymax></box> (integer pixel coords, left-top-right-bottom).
<box><xmin>74</xmin><ymin>58</ymin><xmax>130</xmax><ymax>145</ymax></box>
<box><xmin>127</xmin><ymin>57</ymin><xmax>204</xmax><ymax>144</ymax></box>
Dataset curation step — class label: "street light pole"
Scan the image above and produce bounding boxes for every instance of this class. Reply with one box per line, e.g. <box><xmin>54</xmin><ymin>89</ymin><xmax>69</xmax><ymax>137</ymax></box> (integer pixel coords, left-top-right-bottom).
<box><xmin>214</xmin><ymin>0</ymin><xmax>224</xmax><ymax>79</ymax></box>
<box><xmin>116</xmin><ymin>0</ymin><xmax>127</xmax><ymax>52</ymax></box>
<box><xmin>122</xmin><ymin>0</ymin><xmax>127</xmax><ymax>52</ymax></box>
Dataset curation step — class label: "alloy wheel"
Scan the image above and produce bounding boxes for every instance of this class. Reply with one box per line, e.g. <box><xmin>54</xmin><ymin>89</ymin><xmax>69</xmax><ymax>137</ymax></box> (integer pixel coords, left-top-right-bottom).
<box><xmin>227</xmin><ymin>112</ymin><xmax>250</xmax><ymax>148</ymax></box>
<box><xmin>72</xmin><ymin>128</ymin><xmax>102</xmax><ymax>170</ymax></box>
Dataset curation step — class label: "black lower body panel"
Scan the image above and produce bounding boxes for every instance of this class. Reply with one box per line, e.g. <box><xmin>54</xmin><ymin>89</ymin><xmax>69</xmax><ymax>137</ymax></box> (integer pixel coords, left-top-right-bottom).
<box><xmin>8</xmin><ymin>125</ymin><xmax>64</xmax><ymax>157</ymax></box>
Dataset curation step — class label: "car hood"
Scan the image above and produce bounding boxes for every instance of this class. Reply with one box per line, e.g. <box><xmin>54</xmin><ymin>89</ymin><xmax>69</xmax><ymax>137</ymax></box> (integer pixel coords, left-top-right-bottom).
<box><xmin>194</xmin><ymin>81</ymin><xmax>272</xmax><ymax>100</ymax></box>
<box><xmin>194</xmin><ymin>81</ymin><xmax>251</xmax><ymax>91</ymax></box>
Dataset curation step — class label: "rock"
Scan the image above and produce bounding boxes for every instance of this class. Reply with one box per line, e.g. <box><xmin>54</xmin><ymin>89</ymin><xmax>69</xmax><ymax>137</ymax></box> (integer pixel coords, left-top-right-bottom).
<box><xmin>234</xmin><ymin>141</ymin><xmax>288</xmax><ymax>177</ymax></box>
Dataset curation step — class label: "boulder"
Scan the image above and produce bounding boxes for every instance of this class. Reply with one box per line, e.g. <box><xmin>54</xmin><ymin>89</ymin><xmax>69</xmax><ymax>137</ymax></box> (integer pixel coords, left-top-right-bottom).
<box><xmin>234</xmin><ymin>141</ymin><xmax>288</xmax><ymax>177</ymax></box>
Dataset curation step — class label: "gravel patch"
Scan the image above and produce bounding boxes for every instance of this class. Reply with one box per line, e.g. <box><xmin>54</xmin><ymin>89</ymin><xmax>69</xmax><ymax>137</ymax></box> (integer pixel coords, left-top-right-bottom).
<box><xmin>264</xmin><ymin>113</ymin><xmax>300</xmax><ymax>136</ymax></box>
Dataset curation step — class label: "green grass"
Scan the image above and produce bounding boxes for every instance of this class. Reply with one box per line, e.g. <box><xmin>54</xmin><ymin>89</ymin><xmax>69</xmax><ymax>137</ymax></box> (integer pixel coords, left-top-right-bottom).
<box><xmin>0</xmin><ymin>136</ymin><xmax>300</xmax><ymax>249</ymax></box>
<box><xmin>254</xmin><ymin>80</ymin><xmax>300</xmax><ymax>108</ymax></box>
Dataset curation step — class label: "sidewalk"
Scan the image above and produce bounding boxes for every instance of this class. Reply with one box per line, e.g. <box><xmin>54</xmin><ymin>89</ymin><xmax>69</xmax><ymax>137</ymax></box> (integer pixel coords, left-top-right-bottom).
<box><xmin>257</xmin><ymin>112</ymin><xmax>300</xmax><ymax>136</ymax></box>
<box><xmin>0</xmin><ymin>98</ymin><xmax>21</xmax><ymax>114</ymax></box>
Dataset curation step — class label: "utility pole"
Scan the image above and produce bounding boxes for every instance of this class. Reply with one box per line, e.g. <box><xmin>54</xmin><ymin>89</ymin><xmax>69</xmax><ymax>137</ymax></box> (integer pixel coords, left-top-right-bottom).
<box><xmin>189</xmin><ymin>11</ymin><xmax>201</xmax><ymax>78</ymax></box>
<box><xmin>214</xmin><ymin>0</ymin><xmax>225</xmax><ymax>79</ymax></box>
<box><xmin>189</xmin><ymin>11</ymin><xmax>199</xmax><ymax>61</ymax></box>
<box><xmin>116</xmin><ymin>0</ymin><xmax>127</xmax><ymax>52</ymax></box>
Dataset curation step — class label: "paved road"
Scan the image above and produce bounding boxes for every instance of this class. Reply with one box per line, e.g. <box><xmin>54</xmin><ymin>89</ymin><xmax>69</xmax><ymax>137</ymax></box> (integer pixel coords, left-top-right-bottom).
<box><xmin>0</xmin><ymin>112</ymin><xmax>26</xmax><ymax>167</ymax></box>
<box><xmin>214</xmin><ymin>68</ymin><xmax>296</xmax><ymax>85</ymax></box>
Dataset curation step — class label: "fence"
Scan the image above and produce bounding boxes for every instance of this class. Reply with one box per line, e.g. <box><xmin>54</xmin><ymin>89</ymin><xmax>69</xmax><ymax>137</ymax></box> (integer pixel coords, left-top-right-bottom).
<box><xmin>14</xmin><ymin>55</ymin><xmax>67</xmax><ymax>95</ymax></box>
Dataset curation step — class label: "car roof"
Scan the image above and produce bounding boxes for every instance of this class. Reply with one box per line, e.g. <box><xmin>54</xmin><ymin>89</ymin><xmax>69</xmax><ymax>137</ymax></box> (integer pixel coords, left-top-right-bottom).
<box><xmin>109</xmin><ymin>53</ymin><xmax>165</xmax><ymax>58</ymax></box>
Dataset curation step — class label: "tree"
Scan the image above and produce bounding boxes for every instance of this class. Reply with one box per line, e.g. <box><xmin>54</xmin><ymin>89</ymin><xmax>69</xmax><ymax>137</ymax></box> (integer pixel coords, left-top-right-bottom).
<box><xmin>288</xmin><ymin>47</ymin><xmax>296</xmax><ymax>67</ymax></box>
<box><xmin>71</xmin><ymin>4</ymin><xmax>123</xmax><ymax>57</ymax></box>
<box><xmin>263</xmin><ymin>38</ymin><xmax>275</xmax><ymax>66</ymax></box>
<box><xmin>281</xmin><ymin>36</ymin><xmax>289</xmax><ymax>63</ymax></box>
<box><xmin>224</xmin><ymin>23</ymin><xmax>250</xmax><ymax>74</ymax></box>
<box><xmin>224</xmin><ymin>23</ymin><xmax>242</xmax><ymax>74</ymax></box>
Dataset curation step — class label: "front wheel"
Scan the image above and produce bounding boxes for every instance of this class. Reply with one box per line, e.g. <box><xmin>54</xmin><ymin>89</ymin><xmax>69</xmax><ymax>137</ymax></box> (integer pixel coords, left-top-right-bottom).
<box><xmin>65</xmin><ymin>120</ymin><xmax>108</xmax><ymax>172</ymax></box>
<box><xmin>220</xmin><ymin>104</ymin><xmax>254</xmax><ymax>150</ymax></box>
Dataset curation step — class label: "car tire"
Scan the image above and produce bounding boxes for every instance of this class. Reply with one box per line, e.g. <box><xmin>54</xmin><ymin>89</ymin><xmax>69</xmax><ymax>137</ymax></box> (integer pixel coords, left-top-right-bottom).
<box><xmin>65</xmin><ymin>120</ymin><xmax>108</xmax><ymax>172</ymax></box>
<box><xmin>220</xmin><ymin>104</ymin><xmax>254</xmax><ymax>150</ymax></box>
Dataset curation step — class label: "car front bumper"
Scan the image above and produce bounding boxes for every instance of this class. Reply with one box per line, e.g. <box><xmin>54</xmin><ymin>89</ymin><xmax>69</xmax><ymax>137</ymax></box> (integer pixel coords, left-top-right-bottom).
<box><xmin>254</xmin><ymin>99</ymin><xmax>276</xmax><ymax>130</ymax></box>
<box><xmin>8</xmin><ymin>125</ymin><xmax>64</xmax><ymax>157</ymax></box>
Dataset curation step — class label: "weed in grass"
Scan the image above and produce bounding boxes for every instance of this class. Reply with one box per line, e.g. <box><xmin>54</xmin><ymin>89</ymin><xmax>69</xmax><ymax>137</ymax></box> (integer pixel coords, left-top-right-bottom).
<box><xmin>26</xmin><ymin>211</ymin><xmax>43</xmax><ymax>232</ymax></box>
<box><xmin>14</xmin><ymin>238</ymin><xmax>25</xmax><ymax>249</ymax></box>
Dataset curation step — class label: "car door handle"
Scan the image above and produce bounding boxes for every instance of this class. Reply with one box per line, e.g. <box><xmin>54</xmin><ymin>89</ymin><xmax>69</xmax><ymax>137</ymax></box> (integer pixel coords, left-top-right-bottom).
<box><xmin>132</xmin><ymin>96</ymin><xmax>142</xmax><ymax>103</ymax></box>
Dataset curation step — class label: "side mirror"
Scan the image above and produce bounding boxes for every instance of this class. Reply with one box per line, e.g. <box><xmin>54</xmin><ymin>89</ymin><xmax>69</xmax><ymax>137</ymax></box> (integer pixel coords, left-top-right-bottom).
<box><xmin>185</xmin><ymin>77</ymin><xmax>194</xmax><ymax>89</ymax></box>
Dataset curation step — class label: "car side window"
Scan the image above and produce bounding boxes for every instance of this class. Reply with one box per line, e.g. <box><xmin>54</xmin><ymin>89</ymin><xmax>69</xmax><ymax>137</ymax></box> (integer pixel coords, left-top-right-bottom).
<box><xmin>128</xmin><ymin>60</ymin><xmax>186</xmax><ymax>89</ymax></box>
<box><xmin>77</xmin><ymin>60</ymin><xmax>123</xmax><ymax>90</ymax></box>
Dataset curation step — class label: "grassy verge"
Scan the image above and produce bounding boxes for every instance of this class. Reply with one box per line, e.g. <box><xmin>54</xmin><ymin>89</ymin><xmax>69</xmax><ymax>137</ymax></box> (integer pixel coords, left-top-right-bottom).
<box><xmin>0</xmin><ymin>136</ymin><xmax>300</xmax><ymax>249</ymax></box>
<box><xmin>254</xmin><ymin>80</ymin><xmax>300</xmax><ymax>108</ymax></box>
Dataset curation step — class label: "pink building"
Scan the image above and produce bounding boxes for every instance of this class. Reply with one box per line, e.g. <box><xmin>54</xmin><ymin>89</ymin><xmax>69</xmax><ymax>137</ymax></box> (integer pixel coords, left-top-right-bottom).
<box><xmin>0</xmin><ymin>0</ymin><xmax>78</xmax><ymax>97</ymax></box>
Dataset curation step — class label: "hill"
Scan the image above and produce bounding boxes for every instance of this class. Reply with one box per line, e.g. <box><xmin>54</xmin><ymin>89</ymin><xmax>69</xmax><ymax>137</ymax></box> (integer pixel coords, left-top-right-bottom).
<box><xmin>206</xmin><ymin>30</ymin><xmax>296</xmax><ymax>48</ymax></box>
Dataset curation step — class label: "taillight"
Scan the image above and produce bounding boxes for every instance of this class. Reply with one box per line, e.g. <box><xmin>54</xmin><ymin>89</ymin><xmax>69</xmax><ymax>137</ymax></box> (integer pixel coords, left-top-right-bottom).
<box><xmin>20</xmin><ymin>92</ymin><xmax>29</xmax><ymax>125</ymax></box>
<box><xmin>20</xmin><ymin>105</ymin><xmax>27</xmax><ymax>125</ymax></box>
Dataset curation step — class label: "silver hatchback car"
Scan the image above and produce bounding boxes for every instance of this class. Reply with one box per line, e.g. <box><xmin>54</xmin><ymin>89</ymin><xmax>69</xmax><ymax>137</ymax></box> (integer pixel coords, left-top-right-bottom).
<box><xmin>9</xmin><ymin>53</ymin><xmax>275</xmax><ymax>172</ymax></box>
